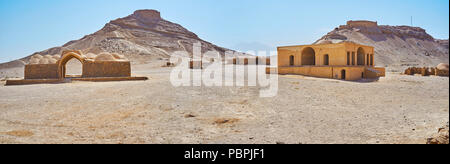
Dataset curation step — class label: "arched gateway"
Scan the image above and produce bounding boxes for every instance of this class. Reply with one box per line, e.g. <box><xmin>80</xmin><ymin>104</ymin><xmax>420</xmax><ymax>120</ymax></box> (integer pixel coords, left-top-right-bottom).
<box><xmin>58</xmin><ymin>51</ymin><xmax>85</xmax><ymax>79</ymax></box>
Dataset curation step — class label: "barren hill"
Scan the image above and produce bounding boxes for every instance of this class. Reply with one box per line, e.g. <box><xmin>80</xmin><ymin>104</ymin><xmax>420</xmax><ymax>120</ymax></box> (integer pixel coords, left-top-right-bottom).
<box><xmin>0</xmin><ymin>9</ymin><xmax>236</xmax><ymax>69</ymax></box>
<box><xmin>315</xmin><ymin>20</ymin><xmax>449</xmax><ymax>71</ymax></box>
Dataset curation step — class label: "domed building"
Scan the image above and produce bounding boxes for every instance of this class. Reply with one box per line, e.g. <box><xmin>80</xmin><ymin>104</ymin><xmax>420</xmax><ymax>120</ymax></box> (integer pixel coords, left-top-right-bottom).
<box><xmin>6</xmin><ymin>50</ymin><xmax>147</xmax><ymax>85</ymax></box>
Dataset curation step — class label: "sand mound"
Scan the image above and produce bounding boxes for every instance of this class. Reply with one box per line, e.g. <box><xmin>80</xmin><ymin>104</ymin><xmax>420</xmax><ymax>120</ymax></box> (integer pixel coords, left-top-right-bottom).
<box><xmin>437</xmin><ymin>63</ymin><xmax>449</xmax><ymax>71</ymax></box>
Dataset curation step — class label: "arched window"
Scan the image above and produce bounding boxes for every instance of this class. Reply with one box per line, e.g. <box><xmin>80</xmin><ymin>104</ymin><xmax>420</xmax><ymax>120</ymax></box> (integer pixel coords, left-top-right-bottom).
<box><xmin>323</xmin><ymin>54</ymin><xmax>329</xmax><ymax>65</ymax></box>
<box><xmin>367</xmin><ymin>54</ymin><xmax>370</xmax><ymax>66</ymax></box>
<box><xmin>370</xmin><ymin>54</ymin><xmax>374</xmax><ymax>66</ymax></box>
<box><xmin>289</xmin><ymin>55</ymin><xmax>294</xmax><ymax>66</ymax></box>
<box><xmin>357</xmin><ymin>47</ymin><xmax>365</xmax><ymax>66</ymax></box>
<box><xmin>301</xmin><ymin>47</ymin><xmax>315</xmax><ymax>66</ymax></box>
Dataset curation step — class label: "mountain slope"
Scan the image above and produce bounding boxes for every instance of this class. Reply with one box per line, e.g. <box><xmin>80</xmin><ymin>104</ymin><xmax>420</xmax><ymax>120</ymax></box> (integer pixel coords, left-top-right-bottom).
<box><xmin>315</xmin><ymin>21</ymin><xmax>449</xmax><ymax>70</ymax></box>
<box><xmin>0</xmin><ymin>9</ymin><xmax>236</xmax><ymax>69</ymax></box>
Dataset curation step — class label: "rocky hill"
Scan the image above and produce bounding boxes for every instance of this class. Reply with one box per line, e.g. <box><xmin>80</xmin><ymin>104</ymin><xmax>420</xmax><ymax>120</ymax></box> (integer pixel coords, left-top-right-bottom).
<box><xmin>0</xmin><ymin>9</ymin><xmax>238</xmax><ymax>69</ymax></box>
<box><xmin>315</xmin><ymin>20</ymin><xmax>449</xmax><ymax>71</ymax></box>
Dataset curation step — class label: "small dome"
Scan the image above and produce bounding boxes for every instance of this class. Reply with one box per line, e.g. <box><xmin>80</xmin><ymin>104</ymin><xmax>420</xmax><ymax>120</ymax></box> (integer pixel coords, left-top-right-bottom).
<box><xmin>85</xmin><ymin>53</ymin><xmax>97</xmax><ymax>59</ymax></box>
<box><xmin>437</xmin><ymin>63</ymin><xmax>449</xmax><ymax>71</ymax></box>
<box><xmin>95</xmin><ymin>52</ymin><xmax>116</xmax><ymax>61</ymax></box>
<box><xmin>31</xmin><ymin>54</ymin><xmax>43</xmax><ymax>60</ymax></box>
<box><xmin>48</xmin><ymin>58</ymin><xmax>58</xmax><ymax>64</ymax></box>
<box><xmin>52</xmin><ymin>55</ymin><xmax>61</xmax><ymax>60</ymax></box>
<box><xmin>111</xmin><ymin>53</ymin><xmax>124</xmax><ymax>59</ymax></box>
<box><xmin>39</xmin><ymin>58</ymin><xmax>49</xmax><ymax>64</ymax></box>
<box><xmin>29</xmin><ymin>58</ymin><xmax>40</xmax><ymax>64</ymax></box>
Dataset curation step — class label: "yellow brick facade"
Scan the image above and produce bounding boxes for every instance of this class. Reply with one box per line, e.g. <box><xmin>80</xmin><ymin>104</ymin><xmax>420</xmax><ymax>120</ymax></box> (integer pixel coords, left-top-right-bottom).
<box><xmin>277</xmin><ymin>42</ymin><xmax>384</xmax><ymax>81</ymax></box>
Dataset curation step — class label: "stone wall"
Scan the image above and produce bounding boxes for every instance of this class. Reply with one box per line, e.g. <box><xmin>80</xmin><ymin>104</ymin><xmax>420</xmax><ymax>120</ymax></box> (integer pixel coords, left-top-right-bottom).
<box><xmin>189</xmin><ymin>61</ymin><xmax>203</xmax><ymax>69</ymax></box>
<box><xmin>404</xmin><ymin>67</ymin><xmax>449</xmax><ymax>77</ymax></box>
<box><xmin>82</xmin><ymin>61</ymin><xmax>131</xmax><ymax>77</ymax></box>
<box><xmin>346</xmin><ymin>20</ymin><xmax>378</xmax><ymax>27</ymax></box>
<box><xmin>278</xmin><ymin>66</ymin><xmax>385</xmax><ymax>81</ymax></box>
<box><xmin>24</xmin><ymin>64</ymin><xmax>59</xmax><ymax>79</ymax></box>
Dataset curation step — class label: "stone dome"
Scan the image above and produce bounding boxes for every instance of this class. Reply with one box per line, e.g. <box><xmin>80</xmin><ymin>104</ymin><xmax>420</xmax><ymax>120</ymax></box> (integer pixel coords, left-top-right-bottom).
<box><xmin>437</xmin><ymin>63</ymin><xmax>449</xmax><ymax>71</ymax></box>
<box><xmin>95</xmin><ymin>52</ymin><xmax>116</xmax><ymax>61</ymax></box>
<box><xmin>85</xmin><ymin>53</ymin><xmax>97</xmax><ymax>59</ymax></box>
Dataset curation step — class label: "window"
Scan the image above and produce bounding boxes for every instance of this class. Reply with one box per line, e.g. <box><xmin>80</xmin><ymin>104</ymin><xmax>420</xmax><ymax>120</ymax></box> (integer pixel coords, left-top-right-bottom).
<box><xmin>370</xmin><ymin>54</ymin><xmax>374</xmax><ymax>66</ymax></box>
<box><xmin>301</xmin><ymin>47</ymin><xmax>316</xmax><ymax>66</ymax></box>
<box><xmin>323</xmin><ymin>54</ymin><xmax>329</xmax><ymax>65</ymax></box>
<box><xmin>367</xmin><ymin>54</ymin><xmax>370</xmax><ymax>66</ymax></box>
<box><xmin>289</xmin><ymin>55</ymin><xmax>294</xmax><ymax>66</ymax></box>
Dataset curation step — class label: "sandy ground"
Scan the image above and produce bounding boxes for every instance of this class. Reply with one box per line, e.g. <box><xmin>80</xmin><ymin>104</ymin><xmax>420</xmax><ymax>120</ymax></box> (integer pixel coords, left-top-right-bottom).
<box><xmin>0</xmin><ymin>62</ymin><xmax>448</xmax><ymax>144</ymax></box>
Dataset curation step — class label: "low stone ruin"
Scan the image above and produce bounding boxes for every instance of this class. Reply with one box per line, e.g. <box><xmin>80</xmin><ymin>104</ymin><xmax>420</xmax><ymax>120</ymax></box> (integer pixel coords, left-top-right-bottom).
<box><xmin>404</xmin><ymin>63</ymin><xmax>449</xmax><ymax>77</ymax></box>
<box><xmin>25</xmin><ymin>51</ymin><xmax>131</xmax><ymax>79</ymax></box>
<box><xmin>6</xmin><ymin>50</ymin><xmax>148</xmax><ymax>85</ymax></box>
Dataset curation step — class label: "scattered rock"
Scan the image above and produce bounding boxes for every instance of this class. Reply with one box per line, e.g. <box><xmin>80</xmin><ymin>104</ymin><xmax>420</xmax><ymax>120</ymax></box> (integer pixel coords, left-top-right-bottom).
<box><xmin>427</xmin><ymin>123</ymin><xmax>449</xmax><ymax>144</ymax></box>
<box><xmin>184</xmin><ymin>114</ymin><xmax>196</xmax><ymax>118</ymax></box>
<box><xmin>214</xmin><ymin>118</ymin><xmax>239</xmax><ymax>125</ymax></box>
<box><xmin>437</xmin><ymin>63</ymin><xmax>449</xmax><ymax>71</ymax></box>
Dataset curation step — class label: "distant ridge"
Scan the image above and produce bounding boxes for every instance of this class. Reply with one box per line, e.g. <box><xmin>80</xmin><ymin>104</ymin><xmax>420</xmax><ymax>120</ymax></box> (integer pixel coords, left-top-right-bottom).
<box><xmin>315</xmin><ymin>20</ymin><xmax>448</xmax><ymax>70</ymax></box>
<box><xmin>0</xmin><ymin>9</ymin><xmax>240</xmax><ymax>69</ymax></box>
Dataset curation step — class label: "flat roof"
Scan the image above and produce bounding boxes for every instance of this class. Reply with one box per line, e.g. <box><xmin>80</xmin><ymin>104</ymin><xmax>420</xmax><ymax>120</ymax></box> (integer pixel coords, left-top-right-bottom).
<box><xmin>277</xmin><ymin>41</ymin><xmax>373</xmax><ymax>49</ymax></box>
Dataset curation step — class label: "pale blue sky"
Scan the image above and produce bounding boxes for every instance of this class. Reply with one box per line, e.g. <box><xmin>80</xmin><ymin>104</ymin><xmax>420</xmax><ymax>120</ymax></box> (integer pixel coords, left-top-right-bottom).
<box><xmin>0</xmin><ymin>0</ymin><xmax>449</xmax><ymax>63</ymax></box>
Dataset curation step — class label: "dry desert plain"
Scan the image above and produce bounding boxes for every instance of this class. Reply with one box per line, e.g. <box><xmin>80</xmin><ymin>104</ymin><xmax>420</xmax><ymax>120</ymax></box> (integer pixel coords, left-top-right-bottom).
<box><xmin>0</xmin><ymin>61</ymin><xmax>449</xmax><ymax>144</ymax></box>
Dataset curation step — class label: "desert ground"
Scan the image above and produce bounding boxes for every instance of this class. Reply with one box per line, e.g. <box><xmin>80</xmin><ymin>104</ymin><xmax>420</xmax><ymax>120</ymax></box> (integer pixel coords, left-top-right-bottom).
<box><xmin>0</xmin><ymin>61</ymin><xmax>448</xmax><ymax>144</ymax></box>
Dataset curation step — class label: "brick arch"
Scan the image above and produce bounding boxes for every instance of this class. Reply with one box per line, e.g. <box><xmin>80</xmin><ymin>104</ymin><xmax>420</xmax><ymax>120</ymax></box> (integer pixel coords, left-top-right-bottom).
<box><xmin>58</xmin><ymin>51</ymin><xmax>85</xmax><ymax>79</ymax></box>
<box><xmin>301</xmin><ymin>47</ymin><xmax>316</xmax><ymax>66</ymax></box>
<box><xmin>357</xmin><ymin>47</ymin><xmax>365</xmax><ymax>66</ymax></box>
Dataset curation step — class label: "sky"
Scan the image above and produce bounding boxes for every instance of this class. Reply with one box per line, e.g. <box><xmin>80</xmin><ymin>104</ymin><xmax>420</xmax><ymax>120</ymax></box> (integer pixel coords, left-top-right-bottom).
<box><xmin>0</xmin><ymin>0</ymin><xmax>449</xmax><ymax>63</ymax></box>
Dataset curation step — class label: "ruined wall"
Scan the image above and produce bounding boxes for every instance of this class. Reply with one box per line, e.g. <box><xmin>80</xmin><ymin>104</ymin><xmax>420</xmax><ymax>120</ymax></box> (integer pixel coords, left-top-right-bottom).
<box><xmin>24</xmin><ymin>64</ymin><xmax>59</xmax><ymax>79</ymax></box>
<box><xmin>365</xmin><ymin>67</ymin><xmax>386</xmax><ymax>79</ymax></box>
<box><xmin>82</xmin><ymin>61</ymin><xmax>130</xmax><ymax>77</ymax></box>
<box><xmin>346</xmin><ymin>20</ymin><xmax>378</xmax><ymax>27</ymax></box>
<box><xmin>228</xmin><ymin>57</ymin><xmax>270</xmax><ymax>65</ymax></box>
<box><xmin>436</xmin><ymin>69</ymin><xmax>449</xmax><ymax>77</ymax></box>
<box><xmin>373</xmin><ymin>67</ymin><xmax>386</xmax><ymax>77</ymax></box>
<box><xmin>189</xmin><ymin>61</ymin><xmax>202</xmax><ymax>69</ymax></box>
<box><xmin>404</xmin><ymin>67</ymin><xmax>448</xmax><ymax>77</ymax></box>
